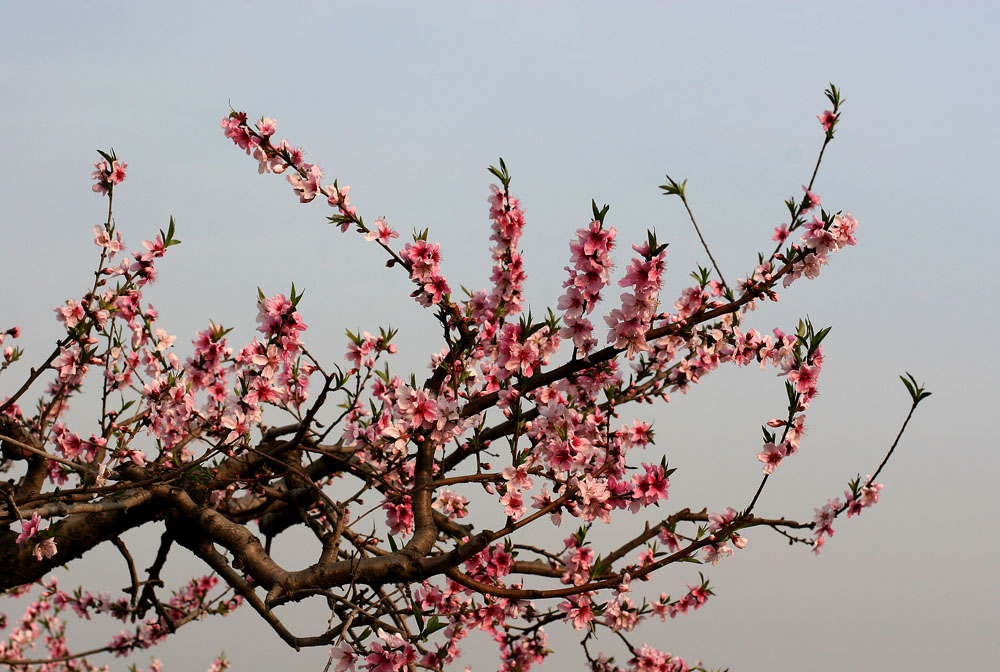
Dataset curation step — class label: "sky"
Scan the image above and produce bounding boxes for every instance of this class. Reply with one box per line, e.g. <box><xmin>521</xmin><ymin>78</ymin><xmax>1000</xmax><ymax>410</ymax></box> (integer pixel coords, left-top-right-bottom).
<box><xmin>2</xmin><ymin>1</ymin><xmax>998</xmax><ymax>670</ymax></box>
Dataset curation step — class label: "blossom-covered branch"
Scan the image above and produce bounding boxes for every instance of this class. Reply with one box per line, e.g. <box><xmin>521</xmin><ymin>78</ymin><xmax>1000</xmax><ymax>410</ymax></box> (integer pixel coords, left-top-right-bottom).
<box><xmin>0</xmin><ymin>86</ymin><xmax>927</xmax><ymax>672</ymax></box>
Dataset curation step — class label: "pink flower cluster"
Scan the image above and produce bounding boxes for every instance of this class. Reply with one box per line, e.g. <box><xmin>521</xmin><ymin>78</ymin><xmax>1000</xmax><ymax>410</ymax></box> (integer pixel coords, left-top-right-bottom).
<box><xmin>629</xmin><ymin>645</ymin><xmax>691</xmax><ymax>672</ymax></box>
<box><xmin>782</xmin><ymin>212</ymin><xmax>858</xmax><ymax>286</ymax></box>
<box><xmin>0</xmin><ymin>575</ymin><xmax>238</xmax><ymax>670</ymax></box>
<box><xmin>1</xmin><ymin>326</ymin><xmax>21</xmax><ymax>370</ymax></box>
<box><xmin>483</xmin><ymin>184</ymin><xmax>528</xmax><ymax>320</ymax></box>
<box><xmin>384</xmin><ymin>495</ymin><xmax>415</xmax><ymax>536</ymax></box>
<box><xmin>15</xmin><ymin>512</ymin><xmax>57</xmax><ymax>561</ymax></box>
<box><xmin>91</xmin><ymin>156</ymin><xmax>127</xmax><ymax>194</ymax></box>
<box><xmin>361</xmin><ymin>628</ymin><xmax>417</xmax><ymax>671</ymax></box>
<box><xmin>606</xmin><ymin>241</ymin><xmax>667</xmax><ymax>358</ymax></box>
<box><xmin>345</xmin><ymin>329</ymin><xmax>397</xmax><ymax>371</ymax></box>
<box><xmin>559</xmin><ymin>220</ymin><xmax>617</xmax><ymax>354</ymax></box>
<box><xmin>649</xmin><ymin>581</ymin><xmax>711</xmax><ymax>621</ymax></box>
<box><xmin>214</xmin><ymin>293</ymin><xmax>313</xmax><ymax>446</ymax></box>
<box><xmin>432</xmin><ymin>488</ymin><xmax>469</xmax><ymax>520</ymax></box>
<box><xmin>493</xmin><ymin>322</ymin><xmax>561</xmax><ymax>382</ymax></box>
<box><xmin>51</xmin><ymin>423</ymin><xmax>105</xmax><ymax>464</ymax></box>
<box><xmin>222</xmin><ymin>114</ymin><xmax>363</xmax><ymax>229</ymax></box>
<box><xmin>399</xmin><ymin>239</ymin><xmax>451</xmax><ymax>307</ymax></box>
<box><xmin>463</xmin><ymin>542</ymin><xmax>515</xmax><ymax>585</ymax></box>
<box><xmin>812</xmin><ymin>476</ymin><xmax>883</xmax><ymax>553</ymax></box>
<box><xmin>560</xmin><ymin>535</ymin><xmax>596</xmax><ymax>586</ymax></box>
<box><xmin>700</xmin><ymin>507</ymin><xmax>748</xmax><ymax>565</ymax></box>
<box><xmin>756</xmin><ymin>414</ymin><xmax>806</xmax><ymax>476</ymax></box>
<box><xmin>255</xmin><ymin>293</ymin><xmax>307</xmax><ymax>353</ymax></box>
<box><xmin>756</xmin><ymin>343</ymin><xmax>820</xmax><ymax>475</ymax></box>
<box><xmin>629</xmin><ymin>462</ymin><xmax>670</xmax><ymax>510</ymax></box>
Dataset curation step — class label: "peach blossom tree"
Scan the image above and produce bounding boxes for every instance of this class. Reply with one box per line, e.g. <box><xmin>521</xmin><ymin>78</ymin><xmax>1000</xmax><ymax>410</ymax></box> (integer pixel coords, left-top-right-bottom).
<box><xmin>0</xmin><ymin>85</ymin><xmax>929</xmax><ymax>672</ymax></box>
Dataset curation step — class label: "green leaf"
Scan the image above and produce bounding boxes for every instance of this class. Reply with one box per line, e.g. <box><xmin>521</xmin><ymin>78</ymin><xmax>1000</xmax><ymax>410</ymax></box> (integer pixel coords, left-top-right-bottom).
<box><xmin>388</xmin><ymin>535</ymin><xmax>398</xmax><ymax>552</ymax></box>
<box><xmin>488</xmin><ymin>157</ymin><xmax>511</xmax><ymax>186</ymax></box>
<box><xmin>423</xmin><ymin>615</ymin><xmax>447</xmax><ymax>637</ymax></box>
<box><xmin>412</xmin><ymin>602</ymin><xmax>425</xmax><ymax>632</ymax></box>
<box><xmin>589</xmin><ymin>555</ymin><xmax>608</xmax><ymax>578</ymax></box>
<box><xmin>591</xmin><ymin>200</ymin><xmax>610</xmax><ymax>224</ymax></box>
<box><xmin>900</xmin><ymin>372</ymin><xmax>932</xmax><ymax>404</ymax></box>
<box><xmin>289</xmin><ymin>282</ymin><xmax>304</xmax><ymax>307</ymax></box>
<box><xmin>825</xmin><ymin>83</ymin><xmax>845</xmax><ymax>110</ymax></box>
<box><xmin>659</xmin><ymin>175</ymin><xmax>687</xmax><ymax>198</ymax></box>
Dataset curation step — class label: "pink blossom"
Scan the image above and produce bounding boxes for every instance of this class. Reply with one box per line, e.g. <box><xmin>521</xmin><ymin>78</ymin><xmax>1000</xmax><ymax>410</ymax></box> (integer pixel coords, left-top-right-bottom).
<box><xmin>631</xmin><ymin>462</ymin><xmax>670</xmax><ymax>506</ymax></box>
<box><xmin>221</xmin><ymin>115</ymin><xmax>252</xmax><ymax>151</ymax></box>
<box><xmin>251</xmin><ymin>343</ymin><xmax>282</xmax><ymax>379</ymax></box>
<box><xmin>396</xmin><ymin>387</ymin><xmax>439</xmax><ymax>428</ymax></box>
<box><xmin>557</xmin><ymin>593</ymin><xmax>595</xmax><ymax>630</ymax></box>
<box><xmin>17</xmin><ymin>512</ymin><xmax>40</xmax><ymax>544</ymax></box>
<box><xmin>847</xmin><ymin>477</ymin><xmax>883</xmax><ymax>518</ymax></box>
<box><xmin>531</xmin><ymin>484</ymin><xmax>562</xmax><ymax>526</ymax></box>
<box><xmin>55</xmin><ymin>300</ymin><xmax>85</xmax><ymax>329</ymax></box>
<box><xmin>154</xmin><ymin>328</ymin><xmax>176</xmax><ymax>352</ymax></box>
<box><xmin>859</xmin><ymin>479</ymin><xmax>883</xmax><ymax>507</ymax></box>
<box><xmin>772</xmin><ymin>223</ymin><xmax>790</xmax><ymax>244</ymax></box>
<box><xmin>603</xmin><ymin>593</ymin><xmax>638</xmax><ymax>632</ymax></box>
<box><xmin>832</xmin><ymin>212</ymin><xmax>859</xmax><ymax>248</ymax></box>
<box><xmin>756</xmin><ymin>441</ymin><xmax>787</xmax><ymax>475</ymax></box>
<box><xmin>33</xmin><ymin>538</ymin><xmax>57</xmax><ymax>561</ymax></box>
<box><xmin>109</xmin><ymin>161</ymin><xmax>127</xmax><ymax>184</ymax></box>
<box><xmin>785</xmin><ymin>414</ymin><xmax>806</xmax><ymax>454</ymax></box>
<box><xmin>703</xmin><ymin>542</ymin><xmax>733</xmax><ymax>565</ymax></box>
<box><xmin>786</xmin><ymin>362</ymin><xmax>820</xmax><ymax>395</ymax></box>
<box><xmin>813</xmin><ymin>497</ymin><xmax>840</xmax><ymax>540</ymax></box>
<box><xmin>673</xmin><ymin>286</ymin><xmax>704</xmax><ymax>320</ymax></box>
<box><xmin>331</xmin><ymin>643</ymin><xmax>358</xmax><ymax>672</ymax></box>
<box><xmin>658</xmin><ymin>526</ymin><xmax>680</xmax><ymax>552</ymax></box>
<box><xmin>206</xmin><ymin>656</ymin><xmax>231</xmax><ymax>672</ymax></box>
<box><xmin>605</xmin><ymin>309</ymin><xmax>648</xmax><ymax>358</ymax></box>
<box><xmin>364</xmin><ymin>217</ymin><xmax>399</xmax><ymax>245</ymax></box>
<box><xmin>52</xmin><ymin>345</ymin><xmax>86</xmax><ymax>385</ymax></box>
<box><xmin>499</xmin><ymin>488</ymin><xmax>526</xmax><ymax>519</ymax></box>
<box><xmin>501</xmin><ymin>464</ymin><xmax>534</xmax><ymax>492</ymax></box>
<box><xmin>93</xmin><ymin>225</ymin><xmax>125</xmax><ymax>254</ymax></box>
<box><xmin>801</xmin><ymin>185</ymin><xmax>821</xmax><ymax>211</ymax></box>
<box><xmin>574</xmin><ymin>474</ymin><xmax>611</xmax><ymax>523</ymax></box>
<box><xmin>817</xmin><ymin>109</ymin><xmax>838</xmax><ymax>131</ymax></box>
<box><xmin>256</xmin><ymin>117</ymin><xmax>277</xmax><ymax>137</ymax></box>
<box><xmin>324</xmin><ymin>183</ymin><xmax>350</xmax><ymax>207</ymax></box>
<box><xmin>384</xmin><ymin>496</ymin><xmax>414</xmax><ymax>536</ymax></box>
<box><xmin>707</xmin><ymin>507</ymin><xmax>739</xmax><ymax>531</ymax></box>
<box><xmin>433</xmin><ymin>489</ymin><xmax>469</xmax><ymax>519</ymax></box>
<box><xmin>287</xmin><ymin>163</ymin><xmax>323</xmax><ymax>203</ymax></box>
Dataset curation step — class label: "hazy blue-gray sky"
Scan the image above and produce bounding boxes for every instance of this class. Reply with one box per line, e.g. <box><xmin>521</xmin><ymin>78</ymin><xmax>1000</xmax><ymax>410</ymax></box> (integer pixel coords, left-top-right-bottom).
<box><xmin>2</xmin><ymin>2</ymin><xmax>997</xmax><ymax>671</ymax></box>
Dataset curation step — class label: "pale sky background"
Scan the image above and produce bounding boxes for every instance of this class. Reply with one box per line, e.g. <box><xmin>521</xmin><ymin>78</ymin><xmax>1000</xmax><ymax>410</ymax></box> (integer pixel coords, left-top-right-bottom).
<box><xmin>2</xmin><ymin>2</ymin><xmax>998</xmax><ymax>671</ymax></box>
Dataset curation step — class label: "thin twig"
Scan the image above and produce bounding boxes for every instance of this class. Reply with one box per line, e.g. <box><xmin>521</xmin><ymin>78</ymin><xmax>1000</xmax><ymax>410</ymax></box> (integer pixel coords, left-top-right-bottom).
<box><xmin>679</xmin><ymin>189</ymin><xmax>729</xmax><ymax>291</ymax></box>
<box><xmin>111</xmin><ymin>536</ymin><xmax>140</xmax><ymax>609</ymax></box>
